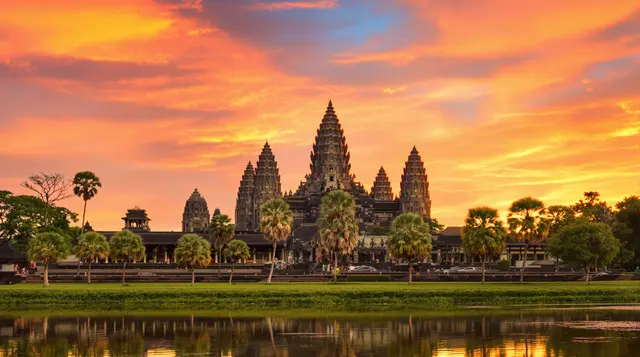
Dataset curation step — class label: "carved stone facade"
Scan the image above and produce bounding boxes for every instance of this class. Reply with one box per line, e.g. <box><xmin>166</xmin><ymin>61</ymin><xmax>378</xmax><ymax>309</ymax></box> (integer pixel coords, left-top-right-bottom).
<box><xmin>235</xmin><ymin>100</ymin><xmax>432</xmax><ymax>241</ymax></box>
<box><xmin>400</xmin><ymin>147</ymin><xmax>431</xmax><ymax>218</ymax></box>
<box><xmin>182</xmin><ymin>188</ymin><xmax>210</xmax><ymax>232</ymax></box>
<box><xmin>234</xmin><ymin>143</ymin><xmax>283</xmax><ymax>230</ymax></box>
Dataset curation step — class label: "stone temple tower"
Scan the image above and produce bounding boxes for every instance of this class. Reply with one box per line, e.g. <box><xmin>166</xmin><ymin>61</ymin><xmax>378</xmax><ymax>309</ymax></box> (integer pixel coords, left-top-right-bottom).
<box><xmin>305</xmin><ymin>100</ymin><xmax>353</xmax><ymax>194</ymax></box>
<box><xmin>371</xmin><ymin>166</ymin><xmax>394</xmax><ymax>201</ymax></box>
<box><xmin>399</xmin><ymin>146</ymin><xmax>431</xmax><ymax>218</ymax></box>
<box><xmin>182</xmin><ymin>188</ymin><xmax>210</xmax><ymax>232</ymax></box>
<box><xmin>252</xmin><ymin>142</ymin><xmax>282</xmax><ymax>228</ymax></box>
<box><xmin>235</xmin><ymin>162</ymin><xmax>255</xmax><ymax>231</ymax></box>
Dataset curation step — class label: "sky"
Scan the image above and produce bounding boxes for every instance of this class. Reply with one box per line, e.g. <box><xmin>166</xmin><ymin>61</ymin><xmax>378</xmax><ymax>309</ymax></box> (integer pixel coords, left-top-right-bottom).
<box><xmin>0</xmin><ymin>0</ymin><xmax>639</xmax><ymax>231</ymax></box>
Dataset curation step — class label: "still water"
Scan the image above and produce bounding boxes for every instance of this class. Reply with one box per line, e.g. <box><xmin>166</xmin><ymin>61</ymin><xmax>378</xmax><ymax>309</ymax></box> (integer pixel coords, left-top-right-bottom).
<box><xmin>1</xmin><ymin>309</ymin><xmax>640</xmax><ymax>356</ymax></box>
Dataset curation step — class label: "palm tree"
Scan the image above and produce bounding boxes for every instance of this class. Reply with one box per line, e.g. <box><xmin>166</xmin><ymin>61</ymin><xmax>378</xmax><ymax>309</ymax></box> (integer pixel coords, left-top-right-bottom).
<box><xmin>317</xmin><ymin>190</ymin><xmax>359</xmax><ymax>283</ymax></box>
<box><xmin>387</xmin><ymin>213</ymin><xmax>432</xmax><ymax>284</ymax></box>
<box><xmin>207</xmin><ymin>214</ymin><xmax>235</xmax><ymax>277</ymax></box>
<box><xmin>175</xmin><ymin>233</ymin><xmax>211</xmax><ymax>286</ymax></box>
<box><xmin>28</xmin><ymin>232</ymin><xmax>71</xmax><ymax>286</ymax></box>
<box><xmin>508</xmin><ymin>197</ymin><xmax>547</xmax><ymax>283</ymax></box>
<box><xmin>259</xmin><ymin>198</ymin><xmax>293</xmax><ymax>283</ymax></box>
<box><xmin>75</xmin><ymin>232</ymin><xmax>110</xmax><ymax>284</ymax></box>
<box><xmin>224</xmin><ymin>240</ymin><xmax>251</xmax><ymax>284</ymax></box>
<box><xmin>462</xmin><ymin>207</ymin><xmax>507</xmax><ymax>283</ymax></box>
<box><xmin>109</xmin><ymin>230</ymin><xmax>145</xmax><ymax>285</ymax></box>
<box><xmin>72</xmin><ymin>171</ymin><xmax>102</xmax><ymax>234</ymax></box>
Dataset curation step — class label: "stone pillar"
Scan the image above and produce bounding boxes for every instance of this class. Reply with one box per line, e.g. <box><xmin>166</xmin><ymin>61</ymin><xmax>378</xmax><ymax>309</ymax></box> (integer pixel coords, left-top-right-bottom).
<box><xmin>253</xmin><ymin>250</ymin><xmax>256</xmax><ymax>264</ymax></box>
<box><xmin>281</xmin><ymin>247</ymin><xmax>285</xmax><ymax>261</ymax></box>
<box><xmin>143</xmin><ymin>254</ymin><xmax>147</xmax><ymax>263</ymax></box>
<box><xmin>164</xmin><ymin>250</ymin><xmax>168</xmax><ymax>263</ymax></box>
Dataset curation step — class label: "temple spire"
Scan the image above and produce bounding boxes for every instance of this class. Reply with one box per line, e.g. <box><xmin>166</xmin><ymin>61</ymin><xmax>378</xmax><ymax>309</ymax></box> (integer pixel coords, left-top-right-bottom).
<box><xmin>371</xmin><ymin>166</ymin><xmax>393</xmax><ymax>201</ymax></box>
<box><xmin>400</xmin><ymin>146</ymin><xmax>431</xmax><ymax>218</ymax></box>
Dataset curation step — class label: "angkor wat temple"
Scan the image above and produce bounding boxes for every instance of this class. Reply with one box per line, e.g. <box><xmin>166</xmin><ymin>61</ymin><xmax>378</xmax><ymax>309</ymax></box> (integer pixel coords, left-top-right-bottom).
<box><xmin>232</xmin><ymin>100</ymin><xmax>433</xmax><ymax>261</ymax></box>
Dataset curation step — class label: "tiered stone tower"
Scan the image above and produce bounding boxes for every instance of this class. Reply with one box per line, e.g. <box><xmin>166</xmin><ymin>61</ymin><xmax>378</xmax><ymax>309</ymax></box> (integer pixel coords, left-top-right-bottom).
<box><xmin>253</xmin><ymin>142</ymin><xmax>283</xmax><ymax>227</ymax></box>
<box><xmin>296</xmin><ymin>100</ymin><xmax>354</xmax><ymax>196</ymax></box>
<box><xmin>234</xmin><ymin>143</ymin><xmax>283</xmax><ymax>230</ymax></box>
<box><xmin>371</xmin><ymin>167</ymin><xmax>394</xmax><ymax>201</ymax></box>
<box><xmin>399</xmin><ymin>146</ymin><xmax>431</xmax><ymax>218</ymax></box>
<box><xmin>182</xmin><ymin>188</ymin><xmax>210</xmax><ymax>232</ymax></box>
<box><xmin>235</xmin><ymin>162</ymin><xmax>255</xmax><ymax>230</ymax></box>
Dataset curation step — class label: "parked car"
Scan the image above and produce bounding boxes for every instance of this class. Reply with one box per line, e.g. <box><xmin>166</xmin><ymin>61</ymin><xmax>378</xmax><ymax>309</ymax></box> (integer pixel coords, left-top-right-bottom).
<box><xmin>458</xmin><ymin>267</ymin><xmax>478</xmax><ymax>273</ymax></box>
<box><xmin>351</xmin><ymin>265</ymin><xmax>377</xmax><ymax>273</ymax></box>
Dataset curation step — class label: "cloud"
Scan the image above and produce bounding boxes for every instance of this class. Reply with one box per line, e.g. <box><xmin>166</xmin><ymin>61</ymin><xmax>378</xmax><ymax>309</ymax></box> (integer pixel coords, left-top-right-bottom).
<box><xmin>247</xmin><ymin>0</ymin><xmax>338</xmax><ymax>11</ymax></box>
<box><xmin>0</xmin><ymin>54</ymin><xmax>201</xmax><ymax>82</ymax></box>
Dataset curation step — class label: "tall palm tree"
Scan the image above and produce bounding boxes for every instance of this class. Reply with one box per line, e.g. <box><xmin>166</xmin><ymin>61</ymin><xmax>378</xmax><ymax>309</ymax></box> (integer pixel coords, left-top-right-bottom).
<box><xmin>28</xmin><ymin>232</ymin><xmax>71</xmax><ymax>286</ymax></box>
<box><xmin>75</xmin><ymin>232</ymin><xmax>110</xmax><ymax>284</ymax></box>
<box><xmin>224</xmin><ymin>240</ymin><xmax>251</xmax><ymax>284</ymax></box>
<box><xmin>175</xmin><ymin>233</ymin><xmax>211</xmax><ymax>286</ymax></box>
<box><xmin>462</xmin><ymin>207</ymin><xmax>507</xmax><ymax>283</ymax></box>
<box><xmin>317</xmin><ymin>190</ymin><xmax>359</xmax><ymax>283</ymax></box>
<box><xmin>259</xmin><ymin>198</ymin><xmax>293</xmax><ymax>283</ymax></box>
<box><xmin>387</xmin><ymin>213</ymin><xmax>432</xmax><ymax>284</ymax></box>
<box><xmin>207</xmin><ymin>214</ymin><xmax>235</xmax><ymax>277</ymax></box>
<box><xmin>507</xmin><ymin>197</ymin><xmax>547</xmax><ymax>283</ymax></box>
<box><xmin>109</xmin><ymin>230</ymin><xmax>145</xmax><ymax>285</ymax></box>
<box><xmin>72</xmin><ymin>171</ymin><xmax>102</xmax><ymax>234</ymax></box>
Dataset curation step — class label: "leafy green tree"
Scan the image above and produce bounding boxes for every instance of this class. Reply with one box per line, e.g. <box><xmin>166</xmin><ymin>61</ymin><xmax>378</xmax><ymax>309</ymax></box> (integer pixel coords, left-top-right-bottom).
<box><xmin>109</xmin><ymin>230</ymin><xmax>145</xmax><ymax>285</ymax></box>
<box><xmin>175</xmin><ymin>233</ymin><xmax>211</xmax><ymax>286</ymax></box>
<box><xmin>547</xmin><ymin>221</ymin><xmax>620</xmax><ymax>282</ymax></box>
<box><xmin>75</xmin><ymin>232</ymin><xmax>109</xmax><ymax>284</ymax></box>
<box><xmin>613</xmin><ymin>196</ymin><xmax>640</xmax><ymax>268</ymax></box>
<box><xmin>28</xmin><ymin>232</ymin><xmax>71</xmax><ymax>286</ymax></box>
<box><xmin>317</xmin><ymin>190</ymin><xmax>359</xmax><ymax>283</ymax></box>
<box><xmin>427</xmin><ymin>217</ymin><xmax>445</xmax><ymax>235</ymax></box>
<box><xmin>72</xmin><ymin>171</ymin><xmax>102</xmax><ymax>234</ymax></box>
<box><xmin>462</xmin><ymin>207</ymin><xmax>507</xmax><ymax>283</ymax></box>
<box><xmin>224</xmin><ymin>240</ymin><xmax>251</xmax><ymax>284</ymax></box>
<box><xmin>545</xmin><ymin>205</ymin><xmax>576</xmax><ymax>236</ymax></box>
<box><xmin>0</xmin><ymin>191</ymin><xmax>37</xmax><ymax>250</ymax></box>
<box><xmin>21</xmin><ymin>172</ymin><xmax>73</xmax><ymax>227</ymax></box>
<box><xmin>573</xmin><ymin>191</ymin><xmax>614</xmax><ymax>225</ymax></box>
<box><xmin>507</xmin><ymin>197</ymin><xmax>547</xmax><ymax>283</ymax></box>
<box><xmin>387</xmin><ymin>213</ymin><xmax>432</xmax><ymax>284</ymax></box>
<box><xmin>259</xmin><ymin>198</ymin><xmax>293</xmax><ymax>284</ymax></box>
<box><xmin>207</xmin><ymin>214</ymin><xmax>235</xmax><ymax>276</ymax></box>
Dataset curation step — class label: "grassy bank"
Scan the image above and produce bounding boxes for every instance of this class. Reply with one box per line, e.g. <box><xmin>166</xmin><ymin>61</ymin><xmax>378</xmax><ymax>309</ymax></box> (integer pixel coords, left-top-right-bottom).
<box><xmin>1</xmin><ymin>282</ymin><xmax>639</xmax><ymax>310</ymax></box>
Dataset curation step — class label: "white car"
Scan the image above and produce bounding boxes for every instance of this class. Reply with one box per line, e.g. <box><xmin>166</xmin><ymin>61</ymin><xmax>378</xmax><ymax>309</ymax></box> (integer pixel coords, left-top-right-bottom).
<box><xmin>457</xmin><ymin>267</ymin><xmax>477</xmax><ymax>272</ymax></box>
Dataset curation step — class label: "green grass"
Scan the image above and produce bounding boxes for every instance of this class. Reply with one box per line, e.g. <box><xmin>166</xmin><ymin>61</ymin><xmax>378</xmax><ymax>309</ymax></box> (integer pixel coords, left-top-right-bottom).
<box><xmin>1</xmin><ymin>282</ymin><xmax>639</xmax><ymax>310</ymax></box>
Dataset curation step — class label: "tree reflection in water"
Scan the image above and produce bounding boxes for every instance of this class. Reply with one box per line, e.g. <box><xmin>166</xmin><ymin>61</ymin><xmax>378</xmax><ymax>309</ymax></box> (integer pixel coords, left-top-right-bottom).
<box><xmin>0</xmin><ymin>310</ymin><xmax>638</xmax><ymax>356</ymax></box>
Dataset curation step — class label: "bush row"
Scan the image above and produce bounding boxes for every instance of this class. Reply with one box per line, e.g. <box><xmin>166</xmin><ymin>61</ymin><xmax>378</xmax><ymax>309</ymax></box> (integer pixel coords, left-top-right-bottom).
<box><xmin>2</xmin><ymin>287</ymin><xmax>640</xmax><ymax>310</ymax></box>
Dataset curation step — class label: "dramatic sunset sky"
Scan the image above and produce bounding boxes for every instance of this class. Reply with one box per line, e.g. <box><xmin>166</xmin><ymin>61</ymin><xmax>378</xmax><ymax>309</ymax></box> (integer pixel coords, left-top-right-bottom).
<box><xmin>1</xmin><ymin>0</ymin><xmax>638</xmax><ymax>231</ymax></box>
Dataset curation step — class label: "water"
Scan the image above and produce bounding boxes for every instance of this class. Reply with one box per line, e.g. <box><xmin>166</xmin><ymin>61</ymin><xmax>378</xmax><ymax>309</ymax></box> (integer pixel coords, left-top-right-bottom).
<box><xmin>1</xmin><ymin>309</ymin><xmax>640</xmax><ymax>356</ymax></box>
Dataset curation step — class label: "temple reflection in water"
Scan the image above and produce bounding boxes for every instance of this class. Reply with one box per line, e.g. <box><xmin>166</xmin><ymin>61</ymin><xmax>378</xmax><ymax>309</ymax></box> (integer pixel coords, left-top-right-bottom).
<box><xmin>1</xmin><ymin>312</ymin><xmax>639</xmax><ymax>357</ymax></box>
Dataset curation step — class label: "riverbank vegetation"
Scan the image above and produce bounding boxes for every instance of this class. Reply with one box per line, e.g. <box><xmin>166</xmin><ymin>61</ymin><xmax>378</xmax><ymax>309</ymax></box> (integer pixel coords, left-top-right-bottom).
<box><xmin>0</xmin><ymin>282</ymin><xmax>639</xmax><ymax>310</ymax></box>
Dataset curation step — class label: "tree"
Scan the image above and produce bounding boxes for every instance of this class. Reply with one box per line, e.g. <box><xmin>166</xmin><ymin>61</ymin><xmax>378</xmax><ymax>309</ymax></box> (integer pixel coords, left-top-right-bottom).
<box><xmin>317</xmin><ymin>190</ymin><xmax>359</xmax><ymax>283</ymax></box>
<box><xmin>259</xmin><ymin>198</ymin><xmax>293</xmax><ymax>284</ymax></box>
<box><xmin>507</xmin><ymin>197</ymin><xmax>547</xmax><ymax>283</ymax></box>
<box><xmin>0</xmin><ymin>191</ymin><xmax>37</xmax><ymax>250</ymax></box>
<box><xmin>427</xmin><ymin>217</ymin><xmax>445</xmax><ymax>235</ymax></box>
<box><xmin>109</xmin><ymin>230</ymin><xmax>145</xmax><ymax>285</ymax></box>
<box><xmin>27</xmin><ymin>232</ymin><xmax>71</xmax><ymax>286</ymax></box>
<box><xmin>613</xmin><ymin>196</ymin><xmax>640</xmax><ymax>268</ymax></box>
<box><xmin>207</xmin><ymin>214</ymin><xmax>235</xmax><ymax>276</ymax></box>
<box><xmin>21</xmin><ymin>172</ymin><xmax>73</xmax><ymax>227</ymax></box>
<box><xmin>461</xmin><ymin>207</ymin><xmax>507</xmax><ymax>283</ymax></box>
<box><xmin>573</xmin><ymin>191</ymin><xmax>614</xmax><ymax>225</ymax></box>
<box><xmin>224</xmin><ymin>240</ymin><xmax>251</xmax><ymax>284</ymax></box>
<box><xmin>174</xmin><ymin>233</ymin><xmax>211</xmax><ymax>286</ymax></box>
<box><xmin>75</xmin><ymin>232</ymin><xmax>109</xmax><ymax>284</ymax></box>
<box><xmin>387</xmin><ymin>213</ymin><xmax>432</xmax><ymax>284</ymax></box>
<box><xmin>545</xmin><ymin>205</ymin><xmax>576</xmax><ymax>237</ymax></box>
<box><xmin>72</xmin><ymin>171</ymin><xmax>102</xmax><ymax>235</ymax></box>
<box><xmin>547</xmin><ymin>221</ymin><xmax>620</xmax><ymax>282</ymax></box>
